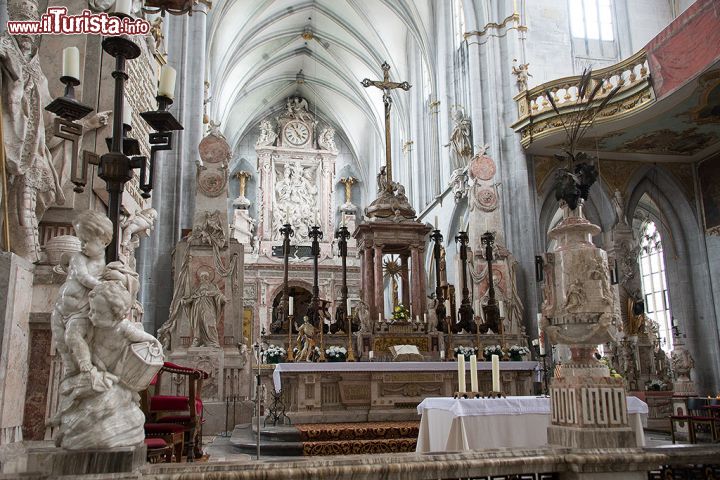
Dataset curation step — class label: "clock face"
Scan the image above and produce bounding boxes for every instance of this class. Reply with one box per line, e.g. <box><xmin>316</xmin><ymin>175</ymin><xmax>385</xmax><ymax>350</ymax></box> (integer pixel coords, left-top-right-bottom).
<box><xmin>284</xmin><ymin>121</ymin><xmax>310</xmax><ymax>146</ymax></box>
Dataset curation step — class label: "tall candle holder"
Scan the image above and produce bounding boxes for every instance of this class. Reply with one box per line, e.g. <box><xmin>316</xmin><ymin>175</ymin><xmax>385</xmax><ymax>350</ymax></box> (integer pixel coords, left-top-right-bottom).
<box><xmin>335</xmin><ymin>226</ymin><xmax>356</xmax><ymax>361</ymax></box>
<box><xmin>309</xmin><ymin>226</ymin><xmax>326</xmax><ymax>362</ymax></box>
<box><xmin>280</xmin><ymin>223</ymin><xmax>294</xmax><ymax>361</ymax></box>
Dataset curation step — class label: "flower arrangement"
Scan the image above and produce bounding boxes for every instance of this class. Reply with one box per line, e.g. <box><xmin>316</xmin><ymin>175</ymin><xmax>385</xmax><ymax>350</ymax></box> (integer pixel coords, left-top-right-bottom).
<box><xmin>265</xmin><ymin>344</ymin><xmax>286</xmax><ymax>364</ymax></box>
<box><xmin>454</xmin><ymin>345</ymin><xmax>479</xmax><ymax>360</ymax></box>
<box><xmin>325</xmin><ymin>345</ymin><xmax>347</xmax><ymax>362</ymax></box>
<box><xmin>508</xmin><ymin>345</ymin><xmax>530</xmax><ymax>361</ymax></box>
<box><xmin>483</xmin><ymin>345</ymin><xmax>504</xmax><ymax>360</ymax></box>
<box><xmin>598</xmin><ymin>357</ymin><xmax>623</xmax><ymax>378</ymax></box>
<box><xmin>391</xmin><ymin>304</ymin><xmax>410</xmax><ymax>322</ymax></box>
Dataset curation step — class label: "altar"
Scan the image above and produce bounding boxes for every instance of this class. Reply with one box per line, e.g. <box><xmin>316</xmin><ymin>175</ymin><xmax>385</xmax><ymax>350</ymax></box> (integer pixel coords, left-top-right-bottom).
<box><xmin>263</xmin><ymin>361</ymin><xmax>538</xmax><ymax>424</ymax></box>
<box><xmin>416</xmin><ymin>396</ymin><xmax>648</xmax><ymax>453</ymax></box>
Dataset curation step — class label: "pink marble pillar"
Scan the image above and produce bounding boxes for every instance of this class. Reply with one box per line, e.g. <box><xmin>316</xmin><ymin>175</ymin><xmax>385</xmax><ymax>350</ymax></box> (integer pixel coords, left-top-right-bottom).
<box><xmin>418</xmin><ymin>245</ymin><xmax>428</xmax><ymax>315</ymax></box>
<box><xmin>374</xmin><ymin>246</ymin><xmax>384</xmax><ymax>320</ymax></box>
<box><xmin>401</xmin><ymin>254</ymin><xmax>410</xmax><ymax>308</ymax></box>
<box><xmin>363</xmin><ymin>245</ymin><xmax>375</xmax><ymax>318</ymax></box>
<box><xmin>410</xmin><ymin>246</ymin><xmax>421</xmax><ymax>318</ymax></box>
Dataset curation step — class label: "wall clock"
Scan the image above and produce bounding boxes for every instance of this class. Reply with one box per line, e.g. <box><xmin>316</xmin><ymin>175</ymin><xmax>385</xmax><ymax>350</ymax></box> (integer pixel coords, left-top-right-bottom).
<box><xmin>284</xmin><ymin>120</ymin><xmax>310</xmax><ymax>146</ymax></box>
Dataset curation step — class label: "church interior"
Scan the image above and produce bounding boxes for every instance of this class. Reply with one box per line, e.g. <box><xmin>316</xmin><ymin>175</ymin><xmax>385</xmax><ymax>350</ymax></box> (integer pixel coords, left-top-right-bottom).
<box><xmin>0</xmin><ymin>0</ymin><xmax>719</xmax><ymax>478</ymax></box>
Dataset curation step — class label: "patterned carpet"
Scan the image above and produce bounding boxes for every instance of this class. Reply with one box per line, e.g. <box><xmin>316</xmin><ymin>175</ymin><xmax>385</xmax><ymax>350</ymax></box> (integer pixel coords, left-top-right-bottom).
<box><xmin>296</xmin><ymin>421</ymin><xmax>420</xmax><ymax>456</ymax></box>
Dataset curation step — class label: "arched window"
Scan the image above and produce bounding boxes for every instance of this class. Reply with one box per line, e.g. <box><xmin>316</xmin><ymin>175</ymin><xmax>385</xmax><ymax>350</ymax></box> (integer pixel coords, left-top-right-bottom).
<box><xmin>453</xmin><ymin>0</ymin><xmax>466</xmax><ymax>45</ymax></box>
<box><xmin>638</xmin><ymin>220</ymin><xmax>673</xmax><ymax>352</ymax></box>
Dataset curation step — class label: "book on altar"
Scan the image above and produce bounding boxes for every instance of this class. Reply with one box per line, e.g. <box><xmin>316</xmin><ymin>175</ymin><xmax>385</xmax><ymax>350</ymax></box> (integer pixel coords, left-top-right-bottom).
<box><xmin>389</xmin><ymin>345</ymin><xmax>424</xmax><ymax>361</ymax></box>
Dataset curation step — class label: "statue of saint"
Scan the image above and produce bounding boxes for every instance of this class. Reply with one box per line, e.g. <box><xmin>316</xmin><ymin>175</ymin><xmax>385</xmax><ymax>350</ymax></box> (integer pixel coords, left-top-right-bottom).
<box><xmin>183</xmin><ymin>271</ymin><xmax>224</xmax><ymax>348</ymax></box>
<box><xmin>0</xmin><ymin>26</ymin><xmax>64</xmax><ymax>261</ymax></box>
<box><xmin>295</xmin><ymin>315</ymin><xmax>316</xmax><ymax>362</ymax></box>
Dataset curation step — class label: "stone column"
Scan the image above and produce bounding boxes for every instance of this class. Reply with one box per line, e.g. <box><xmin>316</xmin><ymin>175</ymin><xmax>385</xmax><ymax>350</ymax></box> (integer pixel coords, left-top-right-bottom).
<box><xmin>0</xmin><ymin>253</ymin><xmax>33</xmax><ymax>445</ymax></box>
<box><xmin>418</xmin><ymin>245</ymin><xmax>428</xmax><ymax>315</ymax></box>
<box><xmin>257</xmin><ymin>153</ymin><xmax>272</xmax><ymax>240</ymax></box>
<box><xmin>401</xmin><ymin>254</ymin><xmax>410</xmax><ymax>308</ymax></box>
<box><xmin>374</xmin><ymin>246</ymin><xmax>384</xmax><ymax>320</ymax></box>
<box><xmin>363</xmin><ymin>245</ymin><xmax>375</xmax><ymax>318</ymax></box>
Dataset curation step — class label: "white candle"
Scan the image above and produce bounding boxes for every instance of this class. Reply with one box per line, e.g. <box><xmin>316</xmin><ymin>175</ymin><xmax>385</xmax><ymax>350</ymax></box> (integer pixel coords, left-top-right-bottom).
<box><xmin>378</xmin><ymin>313</ymin><xmax>382</xmax><ymax>323</ymax></box>
<box><xmin>470</xmin><ymin>354</ymin><xmax>478</xmax><ymax>392</ymax></box>
<box><xmin>114</xmin><ymin>0</ymin><xmax>132</xmax><ymax>15</ymax></box>
<box><xmin>158</xmin><ymin>65</ymin><xmax>177</xmax><ymax>99</ymax></box>
<box><xmin>289</xmin><ymin>296</ymin><xmax>294</xmax><ymax>315</ymax></box>
<box><xmin>123</xmin><ymin>97</ymin><xmax>132</xmax><ymax>126</ymax></box>
<box><xmin>434</xmin><ymin>215</ymin><xmax>439</xmax><ymax>229</ymax></box>
<box><xmin>347</xmin><ymin>299</ymin><xmax>351</xmax><ymax>316</ymax></box>
<box><xmin>457</xmin><ymin>356</ymin><xmax>466</xmax><ymax>394</ymax></box>
<box><xmin>491</xmin><ymin>354</ymin><xmax>500</xmax><ymax>392</ymax></box>
<box><xmin>537</xmin><ymin>313</ymin><xmax>545</xmax><ymax>355</ymax></box>
<box><xmin>499</xmin><ymin>300</ymin><xmax>506</xmax><ymax>318</ymax></box>
<box><xmin>368</xmin><ymin>351</ymin><xmax>374</xmax><ymax>360</ymax></box>
<box><xmin>440</xmin><ymin>350</ymin><xmax>445</xmax><ymax>360</ymax></box>
<box><xmin>424</xmin><ymin>313</ymin><xmax>428</xmax><ymax>324</ymax></box>
<box><xmin>62</xmin><ymin>47</ymin><xmax>79</xmax><ymax>81</ymax></box>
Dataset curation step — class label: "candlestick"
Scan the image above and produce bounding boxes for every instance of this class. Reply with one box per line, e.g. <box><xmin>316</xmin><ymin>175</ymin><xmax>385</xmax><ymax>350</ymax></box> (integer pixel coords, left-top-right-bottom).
<box><xmin>491</xmin><ymin>354</ymin><xmax>500</xmax><ymax>392</ymax></box>
<box><xmin>457</xmin><ymin>356</ymin><xmax>466</xmax><ymax>394</ymax></box>
<box><xmin>62</xmin><ymin>47</ymin><xmax>80</xmax><ymax>81</ymax></box>
<box><xmin>158</xmin><ymin>65</ymin><xmax>176</xmax><ymax>99</ymax></box>
<box><xmin>470</xmin><ymin>354</ymin><xmax>478</xmax><ymax>392</ymax></box>
<box><xmin>114</xmin><ymin>0</ymin><xmax>132</xmax><ymax>15</ymax></box>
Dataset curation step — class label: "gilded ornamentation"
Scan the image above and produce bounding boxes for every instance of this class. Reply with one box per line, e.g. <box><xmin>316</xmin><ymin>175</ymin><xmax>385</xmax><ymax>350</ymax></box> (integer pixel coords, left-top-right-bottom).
<box><xmin>619</xmin><ymin>127</ymin><xmax>717</xmax><ymax>155</ymax></box>
<box><xmin>534</xmin><ymin>156</ymin><xmax>555</xmax><ymax>192</ymax></box>
<box><xmin>599</xmin><ymin>160</ymin><xmax>641</xmax><ymax>194</ymax></box>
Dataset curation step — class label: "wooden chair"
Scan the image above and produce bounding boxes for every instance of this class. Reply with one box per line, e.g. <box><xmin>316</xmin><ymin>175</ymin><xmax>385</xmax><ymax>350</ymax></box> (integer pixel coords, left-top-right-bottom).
<box><xmin>144</xmin><ymin>437</ymin><xmax>172</xmax><ymax>463</ymax></box>
<box><xmin>141</xmin><ymin>362</ymin><xmax>209</xmax><ymax>461</ymax></box>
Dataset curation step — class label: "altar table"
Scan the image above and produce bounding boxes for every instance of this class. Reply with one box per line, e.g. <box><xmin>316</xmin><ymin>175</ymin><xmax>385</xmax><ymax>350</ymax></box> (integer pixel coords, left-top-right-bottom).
<box><xmin>416</xmin><ymin>396</ymin><xmax>648</xmax><ymax>452</ymax></box>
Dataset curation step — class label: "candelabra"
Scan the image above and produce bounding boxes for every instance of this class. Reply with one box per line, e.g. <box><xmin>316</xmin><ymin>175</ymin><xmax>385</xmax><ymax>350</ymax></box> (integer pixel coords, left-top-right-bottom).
<box><xmin>46</xmin><ymin>29</ymin><xmax>182</xmax><ymax>263</ymax></box>
<box><xmin>455</xmin><ymin>231</ymin><xmax>474</xmax><ymax>332</ymax></box>
<box><xmin>280</xmin><ymin>223</ymin><xmax>294</xmax><ymax>361</ymax></box>
<box><xmin>309</xmin><ymin>226</ymin><xmax>325</xmax><ymax>361</ymax></box>
<box><xmin>431</xmin><ymin>229</ymin><xmax>446</xmax><ymax>330</ymax></box>
<box><xmin>335</xmin><ymin>226</ymin><xmax>356</xmax><ymax>361</ymax></box>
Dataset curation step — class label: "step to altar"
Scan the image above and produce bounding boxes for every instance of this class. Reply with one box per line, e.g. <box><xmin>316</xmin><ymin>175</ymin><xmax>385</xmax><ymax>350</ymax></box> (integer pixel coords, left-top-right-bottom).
<box><xmin>230</xmin><ymin>420</ymin><xmax>420</xmax><ymax>456</ymax></box>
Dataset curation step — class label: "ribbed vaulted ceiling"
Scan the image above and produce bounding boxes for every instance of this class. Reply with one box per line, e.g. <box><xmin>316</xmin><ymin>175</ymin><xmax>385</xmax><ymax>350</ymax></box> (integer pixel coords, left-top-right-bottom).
<box><xmin>206</xmin><ymin>0</ymin><xmax>435</xmax><ymax>183</ymax></box>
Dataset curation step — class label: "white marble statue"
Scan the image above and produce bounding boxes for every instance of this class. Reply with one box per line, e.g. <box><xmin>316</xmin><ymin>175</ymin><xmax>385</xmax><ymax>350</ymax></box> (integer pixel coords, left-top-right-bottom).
<box><xmin>256</xmin><ymin>119</ymin><xmax>277</xmax><ymax>147</ymax></box>
<box><xmin>355</xmin><ymin>300</ymin><xmax>371</xmax><ymax>333</ymax></box>
<box><xmin>50</xmin><ymin>211</ymin><xmax>114</xmax><ymax>380</ymax></box>
<box><xmin>183</xmin><ymin>271</ymin><xmax>224</xmax><ymax>348</ymax></box>
<box><xmin>120</xmin><ymin>208</ymin><xmax>158</xmax><ymax>269</ymax></box>
<box><xmin>318</xmin><ymin>126</ymin><xmax>337</xmax><ymax>153</ymax></box>
<box><xmin>447</xmin><ymin>106</ymin><xmax>472</xmax><ymax>169</ymax></box>
<box><xmin>449</xmin><ymin>166</ymin><xmax>469</xmax><ymax>203</ymax></box>
<box><xmin>232</xmin><ymin>208</ymin><xmax>256</xmax><ymax>245</ymax></box>
<box><xmin>511</xmin><ymin>59</ymin><xmax>532</xmax><ymax>92</ymax></box>
<box><xmin>52</xmin><ymin>279</ymin><xmax>163</xmax><ymax>449</ymax></box>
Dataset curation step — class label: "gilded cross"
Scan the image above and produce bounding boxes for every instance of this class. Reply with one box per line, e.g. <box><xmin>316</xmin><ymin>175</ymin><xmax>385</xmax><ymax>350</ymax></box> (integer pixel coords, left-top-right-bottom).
<box><xmin>361</xmin><ymin>61</ymin><xmax>411</xmax><ymax>191</ymax></box>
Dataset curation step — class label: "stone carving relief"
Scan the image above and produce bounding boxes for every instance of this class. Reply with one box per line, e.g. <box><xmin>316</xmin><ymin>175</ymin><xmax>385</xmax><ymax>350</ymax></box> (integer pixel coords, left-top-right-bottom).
<box><xmin>272</xmin><ymin>162</ymin><xmax>320</xmax><ymax>242</ymax></box>
<box><xmin>189</xmin><ymin>210</ymin><xmax>227</xmax><ymax>248</ymax></box>
<box><xmin>184</xmin><ymin>271</ymin><xmax>224</xmax><ymax>348</ymax></box>
<box><xmin>473</xmin><ymin>185</ymin><xmax>499</xmax><ymax>212</ymax></box>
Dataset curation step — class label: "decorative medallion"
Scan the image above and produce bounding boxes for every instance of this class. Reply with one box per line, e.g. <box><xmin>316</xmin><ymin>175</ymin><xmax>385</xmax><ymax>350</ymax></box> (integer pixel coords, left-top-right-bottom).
<box><xmin>198</xmin><ymin>170</ymin><xmax>227</xmax><ymax>197</ymax></box>
<box><xmin>474</xmin><ymin>186</ymin><xmax>498</xmax><ymax>212</ymax></box>
<box><xmin>199</xmin><ymin>134</ymin><xmax>231</xmax><ymax>164</ymax></box>
<box><xmin>469</xmin><ymin>153</ymin><xmax>496</xmax><ymax>181</ymax></box>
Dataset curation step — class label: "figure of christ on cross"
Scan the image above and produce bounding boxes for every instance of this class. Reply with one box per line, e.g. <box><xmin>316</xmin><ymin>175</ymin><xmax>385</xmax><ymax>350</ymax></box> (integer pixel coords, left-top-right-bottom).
<box><xmin>361</xmin><ymin>61</ymin><xmax>411</xmax><ymax>192</ymax></box>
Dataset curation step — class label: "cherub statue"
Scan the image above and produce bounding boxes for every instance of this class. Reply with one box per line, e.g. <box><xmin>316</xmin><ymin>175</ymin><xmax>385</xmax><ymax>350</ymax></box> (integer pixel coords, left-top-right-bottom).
<box><xmin>511</xmin><ymin>59</ymin><xmax>532</xmax><ymax>92</ymax></box>
<box><xmin>121</xmin><ymin>208</ymin><xmax>157</xmax><ymax>250</ymax></box>
<box><xmin>50</xmin><ymin>210</ymin><xmax>114</xmax><ymax>380</ymax></box>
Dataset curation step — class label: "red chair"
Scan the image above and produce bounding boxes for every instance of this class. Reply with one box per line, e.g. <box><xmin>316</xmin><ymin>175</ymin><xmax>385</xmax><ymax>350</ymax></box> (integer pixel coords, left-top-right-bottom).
<box><xmin>144</xmin><ymin>437</ymin><xmax>172</xmax><ymax>463</ymax></box>
<box><xmin>141</xmin><ymin>362</ymin><xmax>209</xmax><ymax>461</ymax></box>
<box><xmin>670</xmin><ymin>398</ymin><xmax>719</xmax><ymax>444</ymax></box>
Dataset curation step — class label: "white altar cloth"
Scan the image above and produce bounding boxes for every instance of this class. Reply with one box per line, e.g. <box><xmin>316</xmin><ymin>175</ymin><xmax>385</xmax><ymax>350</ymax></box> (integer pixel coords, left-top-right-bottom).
<box><xmin>272</xmin><ymin>361</ymin><xmax>539</xmax><ymax>392</ymax></box>
<box><xmin>416</xmin><ymin>396</ymin><xmax>648</xmax><ymax>452</ymax></box>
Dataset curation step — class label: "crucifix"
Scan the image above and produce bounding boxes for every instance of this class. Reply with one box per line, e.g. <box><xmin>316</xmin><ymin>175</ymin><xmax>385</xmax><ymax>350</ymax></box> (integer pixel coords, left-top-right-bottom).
<box><xmin>361</xmin><ymin>61</ymin><xmax>411</xmax><ymax>191</ymax></box>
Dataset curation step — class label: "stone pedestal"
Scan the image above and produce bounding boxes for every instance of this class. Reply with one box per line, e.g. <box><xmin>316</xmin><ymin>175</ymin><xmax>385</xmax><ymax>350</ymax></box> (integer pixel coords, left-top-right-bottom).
<box><xmin>548</xmin><ymin>365</ymin><xmax>635</xmax><ymax>448</ymax></box>
<box><xmin>0</xmin><ymin>252</ymin><xmax>34</xmax><ymax>445</ymax></box>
